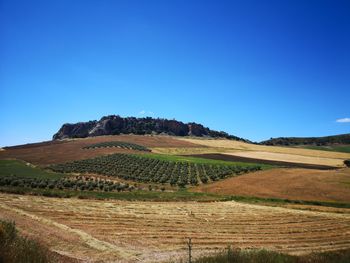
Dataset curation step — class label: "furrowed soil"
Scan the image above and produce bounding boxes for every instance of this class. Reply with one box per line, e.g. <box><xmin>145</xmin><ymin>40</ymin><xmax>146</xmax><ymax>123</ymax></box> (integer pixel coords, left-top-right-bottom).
<box><xmin>193</xmin><ymin>168</ymin><xmax>350</xmax><ymax>203</ymax></box>
<box><xmin>0</xmin><ymin>193</ymin><xmax>349</xmax><ymax>262</ymax></box>
<box><xmin>0</xmin><ymin>135</ymin><xmax>202</xmax><ymax>165</ymax></box>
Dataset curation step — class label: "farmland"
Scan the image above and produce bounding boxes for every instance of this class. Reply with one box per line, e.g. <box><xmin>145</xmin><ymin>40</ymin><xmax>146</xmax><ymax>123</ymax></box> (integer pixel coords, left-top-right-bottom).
<box><xmin>50</xmin><ymin>153</ymin><xmax>264</xmax><ymax>187</ymax></box>
<box><xmin>0</xmin><ymin>193</ymin><xmax>350</xmax><ymax>262</ymax></box>
<box><xmin>193</xmin><ymin>168</ymin><xmax>350</xmax><ymax>203</ymax></box>
<box><xmin>1</xmin><ymin>135</ymin><xmax>350</xmax><ymax>262</ymax></box>
<box><xmin>168</xmin><ymin>137</ymin><xmax>350</xmax><ymax>167</ymax></box>
<box><xmin>0</xmin><ymin>135</ymin><xmax>202</xmax><ymax>165</ymax></box>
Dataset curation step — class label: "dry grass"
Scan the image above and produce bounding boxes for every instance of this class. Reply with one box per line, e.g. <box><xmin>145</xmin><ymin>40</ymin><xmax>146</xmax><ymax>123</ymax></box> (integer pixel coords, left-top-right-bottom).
<box><xmin>1</xmin><ymin>193</ymin><xmax>350</xmax><ymax>262</ymax></box>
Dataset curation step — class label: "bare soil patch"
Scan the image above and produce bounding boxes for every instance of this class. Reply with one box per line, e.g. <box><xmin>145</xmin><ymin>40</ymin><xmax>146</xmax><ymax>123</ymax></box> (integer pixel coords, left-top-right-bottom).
<box><xmin>193</xmin><ymin>168</ymin><xmax>350</xmax><ymax>203</ymax></box>
<box><xmin>0</xmin><ymin>193</ymin><xmax>349</xmax><ymax>262</ymax></box>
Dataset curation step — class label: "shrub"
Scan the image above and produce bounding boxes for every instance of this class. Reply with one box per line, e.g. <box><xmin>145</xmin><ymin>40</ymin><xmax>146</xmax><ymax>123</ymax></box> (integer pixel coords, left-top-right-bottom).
<box><xmin>176</xmin><ymin>247</ymin><xmax>350</xmax><ymax>263</ymax></box>
<box><xmin>344</xmin><ymin>160</ymin><xmax>350</xmax><ymax>167</ymax></box>
<box><xmin>0</xmin><ymin>220</ymin><xmax>51</xmax><ymax>263</ymax></box>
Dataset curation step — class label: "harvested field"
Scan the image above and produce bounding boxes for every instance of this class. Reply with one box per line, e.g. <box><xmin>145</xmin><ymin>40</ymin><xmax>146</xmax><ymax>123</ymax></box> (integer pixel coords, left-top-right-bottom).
<box><xmin>193</xmin><ymin>168</ymin><xmax>350</xmax><ymax>203</ymax></box>
<box><xmin>186</xmin><ymin>153</ymin><xmax>337</xmax><ymax>170</ymax></box>
<box><xmin>0</xmin><ymin>135</ymin><xmax>202</xmax><ymax>165</ymax></box>
<box><xmin>0</xmin><ymin>193</ymin><xmax>350</xmax><ymax>262</ymax></box>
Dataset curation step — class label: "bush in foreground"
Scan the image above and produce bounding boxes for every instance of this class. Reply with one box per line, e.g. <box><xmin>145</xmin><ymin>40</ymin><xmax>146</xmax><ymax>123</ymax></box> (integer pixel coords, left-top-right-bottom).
<box><xmin>0</xmin><ymin>220</ymin><xmax>52</xmax><ymax>263</ymax></box>
<box><xmin>175</xmin><ymin>247</ymin><xmax>350</xmax><ymax>263</ymax></box>
<box><xmin>344</xmin><ymin>159</ymin><xmax>350</xmax><ymax>167</ymax></box>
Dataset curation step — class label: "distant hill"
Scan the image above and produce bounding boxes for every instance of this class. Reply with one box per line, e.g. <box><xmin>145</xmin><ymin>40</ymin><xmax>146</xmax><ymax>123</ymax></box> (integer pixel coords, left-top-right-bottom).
<box><xmin>53</xmin><ymin>115</ymin><xmax>248</xmax><ymax>141</ymax></box>
<box><xmin>261</xmin><ymin>133</ymin><xmax>350</xmax><ymax>146</ymax></box>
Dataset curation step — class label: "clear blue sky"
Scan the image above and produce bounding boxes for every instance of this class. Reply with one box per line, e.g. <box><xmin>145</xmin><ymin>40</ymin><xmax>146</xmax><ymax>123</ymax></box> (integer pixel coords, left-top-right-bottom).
<box><xmin>1</xmin><ymin>0</ymin><xmax>349</xmax><ymax>147</ymax></box>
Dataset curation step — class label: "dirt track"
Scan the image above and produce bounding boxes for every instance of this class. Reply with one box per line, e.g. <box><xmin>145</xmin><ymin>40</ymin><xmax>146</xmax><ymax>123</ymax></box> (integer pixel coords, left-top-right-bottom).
<box><xmin>1</xmin><ymin>193</ymin><xmax>350</xmax><ymax>262</ymax></box>
<box><xmin>193</xmin><ymin>168</ymin><xmax>350</xmax><ymax>203</ymax></box>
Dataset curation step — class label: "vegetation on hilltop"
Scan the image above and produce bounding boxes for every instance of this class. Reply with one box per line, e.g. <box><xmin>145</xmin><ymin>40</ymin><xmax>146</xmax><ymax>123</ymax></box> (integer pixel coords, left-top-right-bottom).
<box><xmin>261</xmin><ymin>133</ymin><xmax>350</xmax><ymax>146</ymax></box>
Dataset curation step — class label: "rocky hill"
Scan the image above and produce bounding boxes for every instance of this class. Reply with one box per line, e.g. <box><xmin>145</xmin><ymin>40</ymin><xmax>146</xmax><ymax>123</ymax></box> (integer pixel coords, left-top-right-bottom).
<box><xmin>261</xmin><ymin>133</ymin><xmax>350</xmax><ymax>146</ymax></box>
<box><xmin>53</xmin><ymin>115</ymin><xmax>248</xmax><ymax>141</ymax></box>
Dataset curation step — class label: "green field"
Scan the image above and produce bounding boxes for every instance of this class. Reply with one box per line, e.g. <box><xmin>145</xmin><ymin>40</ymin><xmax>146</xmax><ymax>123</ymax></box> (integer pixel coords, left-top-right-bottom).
<box><xmin>0</xmin><ymin>160</ymin><xmax>64</xmax><ymax>179</ymax></box>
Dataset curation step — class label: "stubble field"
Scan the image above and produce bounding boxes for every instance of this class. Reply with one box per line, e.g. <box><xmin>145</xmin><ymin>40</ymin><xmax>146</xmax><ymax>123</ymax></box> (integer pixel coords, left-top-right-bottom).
<box><xmin>1</xmin><ymin>193</ymin><xmax>350</xmax><ymax>262</ymax></box>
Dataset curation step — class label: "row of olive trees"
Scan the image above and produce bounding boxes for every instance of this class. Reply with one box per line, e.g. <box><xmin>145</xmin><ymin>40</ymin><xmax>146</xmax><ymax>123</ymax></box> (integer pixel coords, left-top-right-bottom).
<box><xmin>51</xmin><ymin>153</ymin><xmax>262</xmax><ymax>187</ymax></box>
<box><xmin>0</xmin><ymin>176</ymin><xmax>133</xmax><ymax>192</ymax></box>
<box><xmin>83</xmin><ymin>141</ymin><xmax>150</xmax><ymax>151</ymax></box>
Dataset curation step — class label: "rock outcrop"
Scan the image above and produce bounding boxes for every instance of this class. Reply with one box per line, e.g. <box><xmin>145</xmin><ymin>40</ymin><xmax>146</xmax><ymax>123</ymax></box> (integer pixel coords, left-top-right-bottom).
<box><xmin>53</xmin><ymin>115</ymin><xmax>247</xmax><ymax>141</ymax></box>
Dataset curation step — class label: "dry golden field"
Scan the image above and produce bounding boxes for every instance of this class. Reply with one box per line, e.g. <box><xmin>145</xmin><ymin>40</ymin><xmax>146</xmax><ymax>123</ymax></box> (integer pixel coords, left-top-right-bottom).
<box><xmin>1</xmin><ymin>193</ymin><xmax>350</xmax><ymax>262</ymax></box>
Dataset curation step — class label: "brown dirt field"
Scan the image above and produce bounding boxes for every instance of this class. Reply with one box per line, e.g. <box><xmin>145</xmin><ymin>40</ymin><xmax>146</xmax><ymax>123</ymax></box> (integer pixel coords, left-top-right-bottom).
<box><xmin>193</xmin><ymin>168</ymin><xmax>350</xmax><ymax>203</ymax></box>
<box><xmin>1</xmin><ymin>193</ymin><xmax>350</xmax><ymax>262</ymax></box>
<box><xmin>0</xmin><ymin>135</ymin><xmax>202</xmax><ymax>165</ymax></box>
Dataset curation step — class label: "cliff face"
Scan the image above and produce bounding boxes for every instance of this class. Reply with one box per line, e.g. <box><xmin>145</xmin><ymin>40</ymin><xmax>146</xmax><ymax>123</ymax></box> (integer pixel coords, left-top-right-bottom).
<box><xmin>53</xmin><ymin>115</ymin><xmax>247</xmax><ymax>141</ymax></box>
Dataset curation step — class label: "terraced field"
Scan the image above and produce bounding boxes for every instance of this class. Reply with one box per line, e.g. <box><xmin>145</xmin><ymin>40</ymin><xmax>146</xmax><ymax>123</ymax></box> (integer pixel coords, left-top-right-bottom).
<box><xmin>1</xmin><ymin>193</ymin><xmax>349</xmax><ymax>262</ymax></box>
